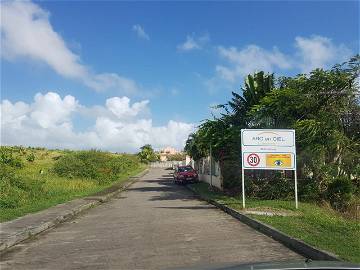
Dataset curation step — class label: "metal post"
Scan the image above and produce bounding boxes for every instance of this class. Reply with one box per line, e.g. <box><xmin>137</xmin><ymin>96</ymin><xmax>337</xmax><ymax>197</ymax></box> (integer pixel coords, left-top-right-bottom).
<box><xmin>210</xmin><ymin>144</ymin><xmax>213</xmax><ymax>187</ymax></box>
<box><xmin>294</xmin><ymin>169</ymin><xmax>298</xmax><ymax>209</ymax></box>
<box><xmin>242</xmin><ymin>168</ymin><xmax>245</xmax><ymax>209</ymax></box>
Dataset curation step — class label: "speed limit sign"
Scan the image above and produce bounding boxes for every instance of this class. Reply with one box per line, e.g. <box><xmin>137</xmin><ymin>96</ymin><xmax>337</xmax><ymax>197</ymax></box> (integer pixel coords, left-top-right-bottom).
<box><xmin>247</xmin><ymin>153</ymin><xmax>260</xmax><ymax>166</ymax></box>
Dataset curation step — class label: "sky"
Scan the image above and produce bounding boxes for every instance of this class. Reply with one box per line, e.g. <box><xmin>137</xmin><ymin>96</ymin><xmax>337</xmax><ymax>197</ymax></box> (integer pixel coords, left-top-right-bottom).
<box><xmin>1</xmin><ymin>0</ymin><xmax>359</xmax><ymax>153</ymax></box>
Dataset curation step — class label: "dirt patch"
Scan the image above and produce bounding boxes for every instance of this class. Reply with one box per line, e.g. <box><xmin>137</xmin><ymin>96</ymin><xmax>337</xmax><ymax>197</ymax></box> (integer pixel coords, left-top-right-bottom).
<box><xmin>243</xmin><ymin>207</ymin><xmax>300</xmax><ymax>217</ymax></box>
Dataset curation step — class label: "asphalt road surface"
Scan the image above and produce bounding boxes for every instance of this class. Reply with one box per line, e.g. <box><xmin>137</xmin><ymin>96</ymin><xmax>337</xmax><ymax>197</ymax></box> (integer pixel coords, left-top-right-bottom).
<box><xmin>1</xmin><ymin>168</ymin><xmax>302</xmax><ymax>270</ymax></box>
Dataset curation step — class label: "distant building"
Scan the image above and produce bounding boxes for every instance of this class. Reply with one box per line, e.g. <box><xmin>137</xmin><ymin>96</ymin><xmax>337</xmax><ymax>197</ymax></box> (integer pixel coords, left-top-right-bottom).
<box><xmin>159</xmin><ymin>146</ymin><xmax>180</xmax><ymax>161</ymax></box>
<box><xmin>161</xmin><ymin>147</ymin><xmax>178</xmax><ymax>155</ymax></box>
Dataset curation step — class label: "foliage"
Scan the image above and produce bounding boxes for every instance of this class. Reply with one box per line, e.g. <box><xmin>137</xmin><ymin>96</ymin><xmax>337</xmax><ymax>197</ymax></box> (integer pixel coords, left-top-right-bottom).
<box><xmin>26</xmin><ymin>153</ymin><xmax>36</xmax><ymax>162</ymax></box>
<box><xmin>185</xmin><ymin>56</ymin><xmax>360</xmax><ymax>213</ymax></box>
<box><xmin>185</xmin><ymin>71</ymin><xmax>275</xmax><ymax>188</ymax></box>
<box><xmin>0</xmin><ymin>146</ymin><xmax>24</xmax><ymax>168</ymax></box>
<box><xmin>166</xmin><ymin>152</ymin><xmax>186</xmax><ymax>161</ymax></box>
<box><xmin>245</xmin><ymin>174</ymin><xmax>294</xmax><ymax>200</ymax></box>
<box><xmin>137</xmin><ymin>144</ymin><xmax>159</xmax><ymax>163</ymax></box>
<box><xmin>327</xmin><ymin>177</ymin><xmax>353</xmax><ymax>211</ymax></box>
<box><xmin>0</xmin><ymin>146</ymin><xmax>143</xmax><ymax>221</ymax></box>
<box><xmin>53</xmin><ymin>150</ymin><xmax>140</xmax><ymax>184</ymax></box>
<box><xmin>0</xmin><ymin>163</ymin><xmax>45</xmax><ymax>209</ymax></box>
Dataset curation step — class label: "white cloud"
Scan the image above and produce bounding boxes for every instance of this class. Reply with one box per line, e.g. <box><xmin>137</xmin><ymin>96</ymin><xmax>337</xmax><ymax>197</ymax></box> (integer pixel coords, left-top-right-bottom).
<box><xmin>30</xmin><ymin>92</ymin><xmax>78</xmax><ymax>128</ymax></box>
<box><xmin>132</xmin><ymin>24</ymin><xmax>150</xmax><ymax>40</ymax></box>
<box><xmin>1</xmin><ymin>92</ymin><xmax>194</xmax><ymax>152</ymax></box>
<box><xmin>84</xmin><ymin>73</ymin><xmax>140</xmax><ymax>94</ymax></box>
<box><xmin>177</xmin><ymin>33</ymin><xmax>210</xmax><ymax>51</ymax></box>
<box><xmin>0</xmin><ymin>100</ymin><xmax>30</xmax><ymax>127</ymax></box>
<box><xmin>106</xmin><ymin>97</ymin><xmax>149</xmax><ymax>119</ymax></box>
<box><xmin>214</xmin><ymin>35</ymin><xmax>352</xmax><ymax>84</ymax></box>
<box><xmin>216</xmin><ymin>45</ymin><xmax>291</xmax><ymax>82</ymax></box>
<box><xmin>294</xmin><ymin>35</ymin><xmax>352</xmax><ymax>73</ymax></box>
<box><xmin>0</xmin><ymin>1</ymin><xmax>140</xmax><ymax>95</ymax></box>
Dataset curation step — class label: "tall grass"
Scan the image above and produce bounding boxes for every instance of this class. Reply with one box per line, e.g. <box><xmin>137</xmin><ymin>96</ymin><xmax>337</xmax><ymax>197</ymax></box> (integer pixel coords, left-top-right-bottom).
<box><xmin>0</xmin><ymin>147</ymin><xmax>144</xmax><ymax>222</ymax></box>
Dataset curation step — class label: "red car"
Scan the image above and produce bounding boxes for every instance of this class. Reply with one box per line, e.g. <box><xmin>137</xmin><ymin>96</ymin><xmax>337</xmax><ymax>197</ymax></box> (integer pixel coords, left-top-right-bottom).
<box><xmin>173</xmin><ymin>165</ymin><xmax>199</xmax><ymax>184</ymax></box>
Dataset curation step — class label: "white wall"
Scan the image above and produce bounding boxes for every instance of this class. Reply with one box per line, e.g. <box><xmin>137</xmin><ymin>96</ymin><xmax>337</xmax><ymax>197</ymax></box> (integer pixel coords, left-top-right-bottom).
<box><xmin>199</xmin><ymin>174</ymin><xmax>222</xmax><ymax>190</ymax></box>
<box><xmin>194</xmin><ymin>157</ymin><xmax>223</xmax><ymax>190</ymax></box>
<box><xmin>150</xmin><ymin>161</ymin><xmax>185</xmax><ymax>168</ymax></box>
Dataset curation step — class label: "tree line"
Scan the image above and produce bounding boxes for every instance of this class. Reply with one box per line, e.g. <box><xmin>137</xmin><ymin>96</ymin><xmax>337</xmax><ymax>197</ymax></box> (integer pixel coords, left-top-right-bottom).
<box><xmin>185</xmin><ymin>56</ymin><xmax>360</xmax><ymax>212</ymax></box>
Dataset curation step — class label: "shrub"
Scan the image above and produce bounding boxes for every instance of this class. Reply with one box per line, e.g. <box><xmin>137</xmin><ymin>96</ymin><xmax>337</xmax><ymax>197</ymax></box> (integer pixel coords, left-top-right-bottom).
<box><xmin>0</xmin><ymin>147</ymin><xmax>24</xmax><ymax>168</ymax></box>
<box><xmin>53</xmin><ymin>150</ymin><xmax>140</xmax><ymax>184</ymax></box>
<box><xmin>0</xmin><ymin>164</ymin><xmax>45</xmax><ymax>209</ymax></box>
<box><xmin>327</xmin><ymin>177</ymin><xmax>353</xmax><ymax>211</ymax></box>
<box><xmin>298</xmin><ymin>177</ymin><xmax>321</xmax><ymax>202</ymax></box>
<box><xmin>245</xmin><ymin>173</ymin><xmax>294</xmax><ymax>200</ymax></box>
<box><xmin>26</xmin><ymin>153</ymin><xmax>35</xmax><ymax>162</ymax></box>
<box><xmin>167</xmin><ymin>153</ymin><xmax>186</xmax><ymax>161</ymax></box>
<box><xmin>53</xmin><ymin>153</ymin><xmax>97</xmax><ymax>179</ymax></box>
<box><xmin>221</xmin><ymin>159</ymin><xmax>241</xmax><ymax>189</ymax></box>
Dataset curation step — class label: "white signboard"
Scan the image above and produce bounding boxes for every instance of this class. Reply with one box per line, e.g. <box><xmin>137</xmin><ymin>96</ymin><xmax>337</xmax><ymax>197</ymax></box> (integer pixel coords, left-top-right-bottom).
<box><xmin>241</xmin><ymin>129</ymin><xmax>296</xmax><ymax>170</ymax></box>
<box><xmin>240</xmin><ymin>129</ymin><xmax>298</xmax><ymax>209</ymax></box>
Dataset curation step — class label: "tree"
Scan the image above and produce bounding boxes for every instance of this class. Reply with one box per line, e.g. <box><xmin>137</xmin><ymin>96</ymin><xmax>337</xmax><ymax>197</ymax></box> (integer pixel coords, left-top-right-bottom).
<box><xmin>224</xmin><ymin>71</ymin><xmax>274</xmax><ymax>127</ymax></box>
<box><xmin>167</xmin><ymin>153</ymin><xmax>186</xmax><ymax>161</ymax></box>
<box><xmin>185</xmin><ymin>56</ymin><xmax>360</xmax><ymax>205</ymax></box>
<box><xmin>137</xmin><ymin>144</ymin><xmax>159</xmax><ymax>163</ymax></box>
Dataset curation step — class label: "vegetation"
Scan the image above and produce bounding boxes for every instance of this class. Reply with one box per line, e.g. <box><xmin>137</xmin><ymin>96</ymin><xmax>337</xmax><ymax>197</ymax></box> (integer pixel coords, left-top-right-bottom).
<box><xmin>0</xmin><ymin>146</ymin><xmax>144</xmax><ymax>222</ymax></box>
<box><xmin>53</xmin><ymin>150</ymin><xmax>140</xmax><ymax>184</ymax></box>
<box><xmin>190</xmin><ymin>181</ymin><xmax>360</xmax><ymax>263</ymax></box>
<box><xmin>166</xmin><ymin>152</ymin><xmax>186</xmax><ymax>161</ymax></box>
<box><xmin>185</xmin><ymin>56</ymin><xmax>360</xmax><ymax>213</ymax></box>
<box><xmin>137</xmin><ymin>144</ymin><xmax>159</xmax><ymax>163</ymax></box>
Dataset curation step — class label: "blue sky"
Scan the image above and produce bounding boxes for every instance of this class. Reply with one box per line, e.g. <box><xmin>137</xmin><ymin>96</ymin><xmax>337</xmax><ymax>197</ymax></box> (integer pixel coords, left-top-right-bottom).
<box><xmin>1</xmin><ymin>1</ymin><xmax>359</xmax><ymax>152</ymax></box>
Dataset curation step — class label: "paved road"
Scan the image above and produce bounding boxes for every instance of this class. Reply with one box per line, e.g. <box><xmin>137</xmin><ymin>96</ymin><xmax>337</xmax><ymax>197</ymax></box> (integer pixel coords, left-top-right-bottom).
<box><xmin>1</xmin><ymin>168</ymin><xmax>302</xmax><ymax>270</ymax></box>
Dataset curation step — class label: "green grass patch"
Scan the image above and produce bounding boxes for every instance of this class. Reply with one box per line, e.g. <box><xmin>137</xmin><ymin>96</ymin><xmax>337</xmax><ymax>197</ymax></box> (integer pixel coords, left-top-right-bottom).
<box><xmin>189</xmin><ymin>182</ymin><xmax>360</xmax><ymax>263</ymax></box>
<box><xmin>0</xmin><ymin>147</ymin><xmax>145</xmax><ymax>222</ymax></box>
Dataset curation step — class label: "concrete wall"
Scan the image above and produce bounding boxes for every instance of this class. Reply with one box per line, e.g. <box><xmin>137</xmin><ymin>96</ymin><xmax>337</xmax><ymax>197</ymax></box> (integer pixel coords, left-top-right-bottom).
<box><xmin>150</xmin><ymin>161</ymin><xmax>185</xmax><ymax>168</ymax></box>
<box><xmin>193</xmin><ymin>157</ymin><xmax>223</xmax><ymax>190</ymax></box>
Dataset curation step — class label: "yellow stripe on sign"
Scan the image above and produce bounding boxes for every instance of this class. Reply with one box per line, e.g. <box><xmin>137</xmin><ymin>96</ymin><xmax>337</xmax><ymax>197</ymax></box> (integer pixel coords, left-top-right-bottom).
<box><xmin>266</xmin><ymin>154</ymin><xmax>292</xmax><ymax>168</ymax></box>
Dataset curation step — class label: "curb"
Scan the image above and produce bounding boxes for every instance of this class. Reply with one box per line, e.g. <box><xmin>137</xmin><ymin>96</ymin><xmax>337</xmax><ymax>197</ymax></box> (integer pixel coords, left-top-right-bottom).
<box><xmin>0</xmin><ymin>168</ymin><xmax>149</xmax><ymax>253</ymax></box>
<box><xmin>186</xmin><ymin>184</ymin><xmax>340</xmax><ymax>261</ymax></box>
<box><xmin>0</xmin><ymin>200</ymin><xmax>100</xmax><ymax>253</ymax></box>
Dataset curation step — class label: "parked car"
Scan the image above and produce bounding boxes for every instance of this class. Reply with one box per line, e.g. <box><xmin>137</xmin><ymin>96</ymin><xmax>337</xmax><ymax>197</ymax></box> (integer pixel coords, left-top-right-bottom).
<box><xmin>173</xmin><ymin>165</ymin><xmax>199</xmax><ymax>184</ymax></box>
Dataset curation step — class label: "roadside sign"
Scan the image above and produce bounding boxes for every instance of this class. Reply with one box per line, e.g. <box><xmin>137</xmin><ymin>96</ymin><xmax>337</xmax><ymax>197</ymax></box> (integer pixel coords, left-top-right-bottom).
<box><xmin>241</xmin><ymin>129</ymin><xmax>296</xmax><ymax>170</ymax></box>
<box><xmin>240</xmin><ymin>129</ymin><xmax>298</xmax><ymax>209</ymax></box>
<box><xmin>243</xmin><ymin>152</ymin><xmax>295</xmax><ymax>169</ymax></box>
<box><xmin>246</xmin><ymin>153</ymin><xmax>260</xmax><ymax>167</ymax></box>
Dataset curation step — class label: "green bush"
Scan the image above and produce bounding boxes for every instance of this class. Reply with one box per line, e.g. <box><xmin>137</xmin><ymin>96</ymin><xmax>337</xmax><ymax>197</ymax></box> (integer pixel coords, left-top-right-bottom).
<box><xmin>221</xmin><ymin>159</ymin><xmax>241</xmax><ymax>189</ymax></box>
<box><xmin>54</xmin><ymin>153</ymin><xmax>97</xmax><ymax>179</ymax></box>
<box><xmin>327</xmin><ymin>177</ymin><xmax>353</xmax><ymax>211</ymax></box>
<box><xmin>245</xmin><ymin>173</ymin><xmax>294</xmax><ymax>200</ymax></box>
<box><xmin>26</xmin><ymin>153</ymin><xmax>35</xmax><ymax>162</ymax></box>
<box><xmin>167</xmin><ymin>153</ymin><xmax>186</xmax><ymax>161</ymax></box>
<box><xmin>298</xmin><ymin>178</ymin><xmax>320</xmax><ymax>202</ymax></box>
<box><xmin>53</xmin><ymin>150</ymin><xmax>140</xmax><ymax>184</ymax></box>
<box><xmin>0</xmin><ymin>147</ymin><xmax>24</xmax><ymax>168</ymax></box>
<box><xmin>0</xmin><ymin>164</ymin><xmax>45</xmax><ymax>209</ymax></box>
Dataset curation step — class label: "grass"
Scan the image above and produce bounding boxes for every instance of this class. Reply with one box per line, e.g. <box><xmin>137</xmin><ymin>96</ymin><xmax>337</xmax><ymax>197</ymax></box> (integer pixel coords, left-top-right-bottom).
<box><xmin>0</xmin><ymin>147</ymin><xmax>146</xmax><ymax>222</ymax></box>
<box><xmin>189</xmin><ymin>182</ymin><xmax>360</xmax><ymax>263</ymax></box>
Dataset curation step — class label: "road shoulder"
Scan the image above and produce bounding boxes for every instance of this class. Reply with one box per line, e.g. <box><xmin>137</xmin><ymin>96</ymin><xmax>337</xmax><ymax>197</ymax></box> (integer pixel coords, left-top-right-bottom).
<box><xmin>0</xmin><ymin>169</ymin><xmax>149</xmax><ymax>253</ymax></box>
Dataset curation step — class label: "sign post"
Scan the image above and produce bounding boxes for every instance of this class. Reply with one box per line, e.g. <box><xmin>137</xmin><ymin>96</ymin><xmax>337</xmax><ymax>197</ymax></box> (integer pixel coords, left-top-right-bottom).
<box><xmin>241</xmin><ymin>129</ymin><xmax>297</xmax><ymax>209</ymax></box>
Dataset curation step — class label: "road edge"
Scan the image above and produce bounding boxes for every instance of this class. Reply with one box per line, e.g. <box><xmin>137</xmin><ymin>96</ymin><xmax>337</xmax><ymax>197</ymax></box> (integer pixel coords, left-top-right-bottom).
<box><xmin>186</xmin><ymin>184</ymin><xmax>340</xmax><ymax>262</ymax></box>
<box><xmin>0</xmin><ymin>168</ymin><xmax>149</xmax><ymax>253</ymax></box>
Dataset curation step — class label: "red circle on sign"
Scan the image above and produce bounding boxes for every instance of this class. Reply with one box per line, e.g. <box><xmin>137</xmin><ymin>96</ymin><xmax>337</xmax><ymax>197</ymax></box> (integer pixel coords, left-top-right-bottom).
<box><xmin>247</xmin><ymin>153</ymin><xmax>260</xmax><ymax>166</ymax></box>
